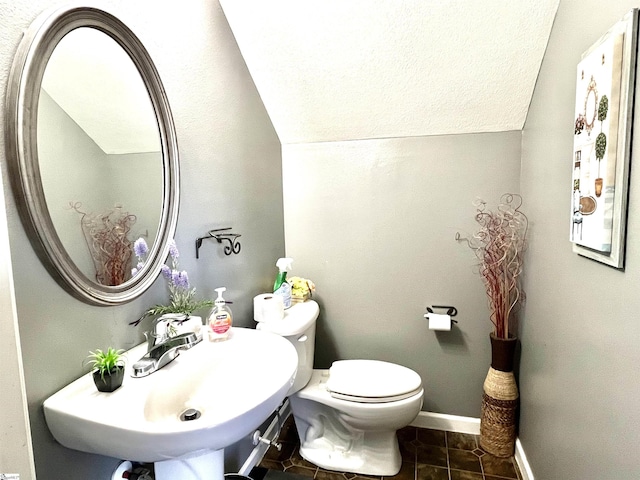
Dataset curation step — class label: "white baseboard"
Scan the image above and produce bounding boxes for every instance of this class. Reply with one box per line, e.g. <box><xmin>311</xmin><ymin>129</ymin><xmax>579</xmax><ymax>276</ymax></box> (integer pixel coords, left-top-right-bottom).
<box><xmin>410</xmin><ymin>410</ymin><xmax>480</xmax><ymax>435</ymax></box>
<box><xmin>514</xmin><ymin>438</ymin><xmax>534</xmax><ymax>480</ymax></box>
<box><xmin>410</xmin><ymin>411</ymin><xmax>533</xmax><ymax>480</ymax></box>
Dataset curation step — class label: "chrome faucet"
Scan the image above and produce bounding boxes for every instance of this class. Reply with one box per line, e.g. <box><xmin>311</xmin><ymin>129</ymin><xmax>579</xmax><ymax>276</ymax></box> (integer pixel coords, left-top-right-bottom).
<box><xmin>144</xmin><ymin>313</ymin><xmax>189</xmax><ymax>351</ymax></box>
<box><xmin>132</xmin><ymin>330</ymin><xmax>201</xmax><ymax>378</ymax></box>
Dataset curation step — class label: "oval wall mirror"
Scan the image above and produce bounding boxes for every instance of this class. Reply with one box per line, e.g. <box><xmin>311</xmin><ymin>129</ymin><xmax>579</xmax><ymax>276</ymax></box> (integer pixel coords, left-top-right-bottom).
<box><xmin>5</xmin><ymin>6</ymin><xmax>179</xmax><ymax>306</ymax></box>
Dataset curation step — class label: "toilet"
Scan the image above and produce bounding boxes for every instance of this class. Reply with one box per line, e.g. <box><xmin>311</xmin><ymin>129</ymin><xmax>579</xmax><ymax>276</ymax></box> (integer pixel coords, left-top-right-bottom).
<box><xmin>256</xmin><ymin>300</ymin><xmax>424</xmax><ymax>476</ymax></box>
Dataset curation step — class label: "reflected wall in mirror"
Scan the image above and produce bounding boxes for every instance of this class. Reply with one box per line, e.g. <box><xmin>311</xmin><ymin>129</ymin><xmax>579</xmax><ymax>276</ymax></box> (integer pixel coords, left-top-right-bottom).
<box><xmin>5</xmin><ymin>6</ymin><xmax>179</xmax><ymax>305</ymax></box>
<box><xmin>39</xmin><ymin>27</ymin><xmax>162</xmax><ymax>286</ymax></box>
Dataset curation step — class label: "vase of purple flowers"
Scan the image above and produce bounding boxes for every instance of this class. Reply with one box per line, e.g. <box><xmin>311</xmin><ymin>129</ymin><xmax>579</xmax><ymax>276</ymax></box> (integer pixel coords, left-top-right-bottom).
<box><xmin>131</xmin><ymin>238</ymin><xmax>213</xmax><ymax>325</ymax></box>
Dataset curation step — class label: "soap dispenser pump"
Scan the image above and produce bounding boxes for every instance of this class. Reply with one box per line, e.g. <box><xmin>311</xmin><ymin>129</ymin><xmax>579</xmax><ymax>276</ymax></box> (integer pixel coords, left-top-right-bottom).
<box><xmin>207</xmin><ymin>287</ymin><xmax>233</xmax><ymax>342</ymax></box>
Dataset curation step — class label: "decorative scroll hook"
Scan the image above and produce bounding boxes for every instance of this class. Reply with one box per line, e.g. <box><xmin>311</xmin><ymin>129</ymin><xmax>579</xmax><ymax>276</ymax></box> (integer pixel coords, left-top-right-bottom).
<box><xmin>195</xmin><ymin>228</ymin><xmax>242</xmax><ymax>258</ymax></box>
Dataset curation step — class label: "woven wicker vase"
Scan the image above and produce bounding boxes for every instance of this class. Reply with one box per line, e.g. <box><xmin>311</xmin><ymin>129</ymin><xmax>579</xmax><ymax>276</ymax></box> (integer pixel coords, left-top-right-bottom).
<box><xmin>479</xmin><ymin>333</ymin><xmax>518</xmax><ymax>458</ymax></box>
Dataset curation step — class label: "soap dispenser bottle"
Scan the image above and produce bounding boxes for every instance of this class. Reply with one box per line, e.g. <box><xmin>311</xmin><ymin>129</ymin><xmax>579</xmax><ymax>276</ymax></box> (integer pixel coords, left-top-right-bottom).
<box><xmin>208</xmin><ymin>287</ymin><xmax>233</xmax><ymax>342</ymax></box>
<box><xmin>273</xmin><ymin>258</ymin><xmax>293</xmax><ymax>309</ymax></box>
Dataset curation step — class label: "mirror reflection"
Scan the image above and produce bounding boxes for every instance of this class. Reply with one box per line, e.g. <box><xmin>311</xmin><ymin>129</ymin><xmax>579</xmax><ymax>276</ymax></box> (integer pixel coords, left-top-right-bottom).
<box><xmin>7</xmin><ymin>5</ymin><xmax>179</xmax><ymax>305</ymax></box>
<box><xmin>37</xmin><ymin>27</ymin><xmax>163</xmax><ymax>286</ymax></box>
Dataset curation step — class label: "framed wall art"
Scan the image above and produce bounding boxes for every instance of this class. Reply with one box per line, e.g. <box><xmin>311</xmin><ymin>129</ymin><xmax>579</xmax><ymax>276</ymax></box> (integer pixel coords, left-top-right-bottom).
<box><xmin>570</xmin><ymin>9</ymin><xmax>638</xmax><ymax>269</ymax></box>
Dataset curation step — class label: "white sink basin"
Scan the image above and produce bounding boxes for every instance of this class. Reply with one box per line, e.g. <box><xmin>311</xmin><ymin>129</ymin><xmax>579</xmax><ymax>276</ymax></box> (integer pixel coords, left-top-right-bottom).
<box><xmin>44</xmin><ymin>327</ymin><xmax>297</xmax><ymax>471</ymax></box>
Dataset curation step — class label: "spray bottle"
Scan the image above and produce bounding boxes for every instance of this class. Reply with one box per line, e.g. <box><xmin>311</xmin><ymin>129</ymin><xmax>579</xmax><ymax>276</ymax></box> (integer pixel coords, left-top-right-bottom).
<box><xmin>273</xmin><ymin>258</ymin><xmax>293</xmax><ymax>309</ymax></box>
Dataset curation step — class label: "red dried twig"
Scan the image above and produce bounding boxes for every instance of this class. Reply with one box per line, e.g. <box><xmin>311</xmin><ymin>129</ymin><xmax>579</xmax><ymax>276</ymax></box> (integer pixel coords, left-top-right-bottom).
<box><xmin>71</xmin><ymin>202</ymin><xmax>137</xmax><ymax>286</ymax></box>
<box><xmin>467</xmin><ymin>194</ymin><xmax>528</xmax><ymax>339</ymax></box>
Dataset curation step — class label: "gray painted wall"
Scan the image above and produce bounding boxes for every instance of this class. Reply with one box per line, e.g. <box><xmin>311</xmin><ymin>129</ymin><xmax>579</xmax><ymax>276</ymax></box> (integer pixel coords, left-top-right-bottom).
<box><xmin>520</xmin><ymin>1</ymin><xmax>640</xmax><ymax>478</ymax></box>
<box><xmin>38</xmin><ymin>90</ymin><xmax>162</xmax><ymax>279</ymax></box>
<box><xmin>0</xmin><ymin>0</ymin><xmax>283</xmax><ymax>478</ymax></box>
<box><xmin>0</xmin><ymin>169</ymin><xmax>35</xmax><ymax>478</ymax></box>
<box><xmin>282</xmin><ymin>133</ymin><xmax>521</xmax><ymax>417</ymax></box>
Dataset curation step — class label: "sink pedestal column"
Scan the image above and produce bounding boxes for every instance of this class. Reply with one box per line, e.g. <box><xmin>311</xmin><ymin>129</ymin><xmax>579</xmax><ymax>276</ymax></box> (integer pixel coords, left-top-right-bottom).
<box><xmin>155</xmin><ymin>449</ymin><xmax>224</xmax><ymax>480</ymax></box>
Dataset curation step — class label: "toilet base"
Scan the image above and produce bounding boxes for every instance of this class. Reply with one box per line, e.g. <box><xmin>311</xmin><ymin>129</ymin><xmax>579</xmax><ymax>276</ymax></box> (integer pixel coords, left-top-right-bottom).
<box><xmin>297</xmin><ymin>429</ymin><xmax>402</xmax><ymax>476</ymax></box>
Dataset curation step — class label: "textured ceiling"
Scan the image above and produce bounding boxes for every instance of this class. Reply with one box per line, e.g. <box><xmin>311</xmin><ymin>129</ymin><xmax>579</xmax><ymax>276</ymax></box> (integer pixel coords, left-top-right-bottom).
<box><xmin>220</xmin><ymin>0</ymin><xmax>560</xmax><ymax>144</ymax></box>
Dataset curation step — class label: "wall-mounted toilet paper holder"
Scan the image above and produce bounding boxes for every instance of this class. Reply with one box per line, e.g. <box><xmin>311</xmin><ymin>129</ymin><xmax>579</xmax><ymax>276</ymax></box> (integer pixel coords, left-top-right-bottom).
<box><xmin>425</xmin><ymin>305</ymin><xmax>458</xmax><ymax>324</ymax></box>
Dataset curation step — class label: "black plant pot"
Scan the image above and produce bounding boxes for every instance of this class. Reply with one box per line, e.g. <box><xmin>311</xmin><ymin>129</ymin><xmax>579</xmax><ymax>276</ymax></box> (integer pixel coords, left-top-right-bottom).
<box><xmin>93</xmin><ymin>367</ymin><xmax>124</xmax><ymax>392</ymax></box>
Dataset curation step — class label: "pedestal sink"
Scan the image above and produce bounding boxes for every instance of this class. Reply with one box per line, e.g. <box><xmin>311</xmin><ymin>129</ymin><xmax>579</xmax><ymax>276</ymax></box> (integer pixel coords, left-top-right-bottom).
<box><xmin>43</xmin><ymin>327</ymin><xmax>298</xmax><ymax>480</ymax></box>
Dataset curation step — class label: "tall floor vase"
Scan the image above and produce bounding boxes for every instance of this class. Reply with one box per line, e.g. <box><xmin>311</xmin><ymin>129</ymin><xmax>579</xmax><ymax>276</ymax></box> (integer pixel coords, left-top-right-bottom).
<box><xmin>479</xmin><ymin>334</ymin><xmax>518</xmax><ymax>458</ymax></box>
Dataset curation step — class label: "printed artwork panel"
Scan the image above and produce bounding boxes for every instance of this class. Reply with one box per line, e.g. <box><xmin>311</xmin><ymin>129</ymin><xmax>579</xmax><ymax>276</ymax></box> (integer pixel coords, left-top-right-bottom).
<box><xmin>570</xmin><ymin>32</ymin><xmax>624</xmax><ymax>253</ymax></box>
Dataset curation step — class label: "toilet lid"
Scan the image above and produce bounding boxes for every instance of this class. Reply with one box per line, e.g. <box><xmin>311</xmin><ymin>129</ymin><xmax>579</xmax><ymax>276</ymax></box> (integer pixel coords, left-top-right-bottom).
<box><xmin>326</xmin><ymin>360</ymin><xmax>422</xmax><ymax>403</ymax></box>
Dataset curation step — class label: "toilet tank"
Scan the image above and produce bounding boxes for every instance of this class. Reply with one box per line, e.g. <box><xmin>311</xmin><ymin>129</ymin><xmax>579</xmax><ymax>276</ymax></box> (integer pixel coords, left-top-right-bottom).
<box><xmin>256</xmin><ymin>300</ymin><xmax>319</xmax><ymax>395</ymax></box>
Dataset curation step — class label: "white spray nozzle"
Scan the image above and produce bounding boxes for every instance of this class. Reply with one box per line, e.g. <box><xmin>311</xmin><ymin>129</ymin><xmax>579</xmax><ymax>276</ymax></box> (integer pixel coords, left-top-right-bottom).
<box><xmin>276</xmin><ymin>258</ymin><xmax>293</xmax><ymax>272</ymax></box>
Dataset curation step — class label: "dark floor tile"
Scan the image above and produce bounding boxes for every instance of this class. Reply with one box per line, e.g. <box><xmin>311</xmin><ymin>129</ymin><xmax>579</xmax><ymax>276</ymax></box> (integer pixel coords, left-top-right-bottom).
<box><xmin>398</xmin><ymin>426</ymin><xmax>417</xmax><ymax>464</ymax></box>
<box><xmin>448</xmin><ymin>449</ymin><xmax>482</xmax><ymax>473</ymax></box>
<box><xmin>481</xmin><ymin>454</ymin><xmax>518</xmax><ymax>479</ymax></box>
<box><xmin>265</xmin><ymin>470</ymin><xmax>312</xmax><ymax>480</ymax></box>
<box><xmin>282</xmin><ymin>465</ymin><xmax>317</xmax><ymax>478</ymax></box>
<box><xmin>384</xmin><ymin>461</ymin><xmax>415</xmax><ymax>480</ymax></box>
<box><xmin>399</xmin><ymin>436</ymin><xmax>417</xmax><ymax>464</ymax></box>
<box><xmin>317</xmin><ymin>468</ymin><xmax>382</xmax><ymax>480</ymax></box>
<box><xmin>415</xmin><ymin>444</ymin><xmax>448</xmax><ymax>468</ymax></box>
<box><xmin>315</xmin><ymin>469</ymin><xmax>348</xmax><ymax>480</ymax></box>
<box><xmin>260</xmin><ymin>458</ymin><xmax>288</xmax><ymax>471</ymax></box>
<box><xmin>263</xmin><ymin>442</ymin><xmax>296</xmax><ymax>463</ymax></box>
<box><xmin>446</xmin><ymin>431</ymin><xmax>478</xmax><ymax>451</ymax></box>
<box><xmin>278</xmin><ymin>417</ymin><xmax>299</xmax><ymax>443</ymax></box>
<box><xmin>289</xmin><ymin>447</ymin><xmax>319</xmax><ymax>470</ymax></box>
<box><xmin>352</xmin><ymin>474</ymin><xmax>383</xmax><ymax>480</ymax></box>
<box><xmin>350</xmin><ymin>472</ymin><xmax>380</xmax><ymax>480</ymax></box>
<box><xmin>449</xmin><ymin>470</ymin><xmax>483</xmax><ymax>480</ymax></box>
<box><xmin>416</xmin><ymin>464</ymin><xmax>448</xmax><ymax>480</ymax></box>
<box><xmin>471</xmin><ymin>448</ymin><xmax>485</xmax><ymax>458</ymax></box>
<box><xmin>416</xmin><ymin>428</ymin><xmax>446</xmax><ymax>448</ymax></box>
<box><xmin>397</xmin><ymin>426</ymin><xmax>417</xmax><ymax>443</ymax></box>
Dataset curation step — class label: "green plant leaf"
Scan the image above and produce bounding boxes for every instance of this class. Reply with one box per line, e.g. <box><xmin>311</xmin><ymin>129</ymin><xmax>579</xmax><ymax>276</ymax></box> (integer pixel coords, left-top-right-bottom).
<box><xmin>87</xmin><ymin>347</ymin><xmax>125</xmax><ymax>380</ymax></box>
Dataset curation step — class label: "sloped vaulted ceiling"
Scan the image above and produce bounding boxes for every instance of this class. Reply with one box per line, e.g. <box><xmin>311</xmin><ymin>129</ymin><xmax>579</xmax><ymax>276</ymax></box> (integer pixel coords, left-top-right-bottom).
<box><xmin>220</xmin><ymin>0</ymin><xmax>560</xmax><ymax>144</ymax></box>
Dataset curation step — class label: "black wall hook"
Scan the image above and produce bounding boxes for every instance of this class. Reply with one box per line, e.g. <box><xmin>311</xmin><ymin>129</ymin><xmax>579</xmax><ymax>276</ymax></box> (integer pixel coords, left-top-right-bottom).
<box><xmin>195</xmin><ymin>228</ymin><xmax>242</xmax><ymax>258</ymax></box>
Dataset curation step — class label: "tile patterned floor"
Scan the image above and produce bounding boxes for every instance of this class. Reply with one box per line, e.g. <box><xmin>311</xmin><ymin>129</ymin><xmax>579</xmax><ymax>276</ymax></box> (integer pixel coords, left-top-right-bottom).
<box><xmin>252</xmin><ymin>416</ymin><xmax>521</xmax><ymax>480</ymax></box>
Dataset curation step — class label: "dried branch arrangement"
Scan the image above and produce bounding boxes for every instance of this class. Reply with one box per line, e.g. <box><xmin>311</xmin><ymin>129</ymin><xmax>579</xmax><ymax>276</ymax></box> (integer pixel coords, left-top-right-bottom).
<box><xmin>467</xmin><ymin>194</ymin><xmax>528</xmax><ymax>339</ymax></box>
<box><xmin>71</xmin><ymin>202</ymin><xmax>137</xmax><ymax>286</ymax></box>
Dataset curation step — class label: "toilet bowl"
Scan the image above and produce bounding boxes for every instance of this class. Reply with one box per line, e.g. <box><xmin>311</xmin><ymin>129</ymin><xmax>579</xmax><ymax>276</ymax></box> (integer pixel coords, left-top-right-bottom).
<box><xmin>256</xmin><ymin>300</ymin><xmax>424</xmax><ymax>476</ymax></box>
<box><xmin>290</xmin><ymin>361</ymin><xmax>423</xmax><ymax>476</ymax></box>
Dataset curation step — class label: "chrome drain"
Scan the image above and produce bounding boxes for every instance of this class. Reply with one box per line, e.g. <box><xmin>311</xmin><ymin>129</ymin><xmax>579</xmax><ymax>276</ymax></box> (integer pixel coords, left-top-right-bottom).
<box><xmin>180</xmin><ymin>408</ymin><xmax>201</xmax><ymax>421</ymax></box>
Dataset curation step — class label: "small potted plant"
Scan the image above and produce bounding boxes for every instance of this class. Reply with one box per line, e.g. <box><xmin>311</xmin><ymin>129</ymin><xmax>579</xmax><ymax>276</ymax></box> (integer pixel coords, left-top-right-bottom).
<box><xmin>87</xmin><ymin>347</ymin><xmax>126</xmax><ymax>392</ymax></box>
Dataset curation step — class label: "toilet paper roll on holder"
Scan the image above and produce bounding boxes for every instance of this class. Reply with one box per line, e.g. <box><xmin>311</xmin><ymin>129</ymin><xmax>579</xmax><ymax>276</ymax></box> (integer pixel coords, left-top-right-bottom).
<box><xmin>425</xmin><ymin>305</ymin><xmax>458</xmax><ymax>325</ymax></box>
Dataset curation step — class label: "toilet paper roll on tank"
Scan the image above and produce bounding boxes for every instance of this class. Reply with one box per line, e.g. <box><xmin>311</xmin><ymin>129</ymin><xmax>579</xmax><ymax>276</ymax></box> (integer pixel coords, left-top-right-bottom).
<box><xmin>254</xmin><ymin>293</ymin><xmax>285</xmax><ymax>322</ymax></box>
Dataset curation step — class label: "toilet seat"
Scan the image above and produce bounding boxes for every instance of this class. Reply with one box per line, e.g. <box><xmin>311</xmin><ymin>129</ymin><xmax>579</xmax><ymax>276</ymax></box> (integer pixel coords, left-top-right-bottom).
<box><xmin>326</xmin><ymin>360</ymin><xmax>422</xmax><ymax>403</ymax></box>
